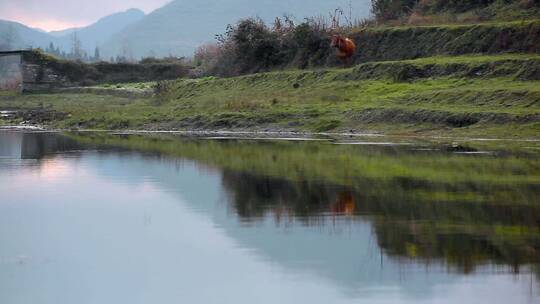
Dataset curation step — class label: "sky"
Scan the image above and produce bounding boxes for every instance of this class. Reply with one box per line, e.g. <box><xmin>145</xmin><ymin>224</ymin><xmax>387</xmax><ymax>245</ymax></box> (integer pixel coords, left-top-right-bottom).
<box><xmin>0</xmin><ymin>0</ymin><xmax>171</xmax><ymax>31</ymax></box>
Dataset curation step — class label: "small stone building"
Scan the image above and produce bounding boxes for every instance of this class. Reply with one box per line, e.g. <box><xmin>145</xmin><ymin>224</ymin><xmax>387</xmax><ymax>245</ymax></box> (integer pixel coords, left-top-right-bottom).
<box><xmin>1</xmin><ymin>50</ymin><xmax>191</xmax><ymax>93</ymax></box>
<box><xmin>0</xmin><ymin>50</ymin><xmax>62</xmax><ymax>93</ymax></box>
<box><xmin>0</xmin><ymin>50</ymin><xmax>25</xmax><ymax>92</ymax></box>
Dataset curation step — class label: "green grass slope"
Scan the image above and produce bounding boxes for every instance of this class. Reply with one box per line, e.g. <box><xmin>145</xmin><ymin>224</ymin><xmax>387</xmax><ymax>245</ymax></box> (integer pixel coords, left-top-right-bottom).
<box><xmin>351</xmin><ymin>20</ymin><xmax>540</xmax><ymax>63</ymax></box>
<box><xmin>1</xmin><ymin>54</ymin><xmax>539</xmax><ymax>138</ymax></box>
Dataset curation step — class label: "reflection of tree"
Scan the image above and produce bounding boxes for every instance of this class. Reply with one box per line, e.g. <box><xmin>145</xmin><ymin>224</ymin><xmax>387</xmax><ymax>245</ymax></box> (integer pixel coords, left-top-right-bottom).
<box><xmin>222</xmin><ymin>170</ymin><xmax>540</xmax><ymax>226</ymax></box>
<box><xmin>222</xmin><ymin>170</ymin><xmax>338</xmax><ymax>219</ymax></box>
<box><xmin>221</xmin><ymin>170</ymin><xmax>540</xmax><ymax>273</ymax></box>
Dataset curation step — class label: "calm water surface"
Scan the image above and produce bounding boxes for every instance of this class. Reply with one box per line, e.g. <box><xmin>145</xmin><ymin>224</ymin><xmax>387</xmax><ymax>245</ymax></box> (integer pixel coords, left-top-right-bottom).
<box><xmin>0</xmin><ymin>131</ymin><xmax>539</xmax><ymax>303</ymax></box>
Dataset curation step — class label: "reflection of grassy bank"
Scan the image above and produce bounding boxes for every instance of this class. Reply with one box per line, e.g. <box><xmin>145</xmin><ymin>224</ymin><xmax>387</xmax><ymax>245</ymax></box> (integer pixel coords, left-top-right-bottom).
<box><xmin>67</xmin><ymin>132</ymin><xmax>540</xmax><ymax>273</ymax></box>
<box><xmin>1</xmin><ymin>54</ymin><xmax>539</xmax><ymax>138</ymax></box>
<box><xmin>375</xmin><ymin>220</ymin><xmax>539</xmax><ymax>273</ymax></box>
<box><xmin>69</xmin><ymin>133</ymin><xmax>540</xmax><ymax>191</ymax></box>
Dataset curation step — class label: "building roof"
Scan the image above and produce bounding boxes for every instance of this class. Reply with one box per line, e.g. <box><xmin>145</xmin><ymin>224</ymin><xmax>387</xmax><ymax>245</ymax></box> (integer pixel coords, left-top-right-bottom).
<box><xmin>0</xmin><ymin>50</ymin><xmax>34</xmax><ymax>56</ymax></box>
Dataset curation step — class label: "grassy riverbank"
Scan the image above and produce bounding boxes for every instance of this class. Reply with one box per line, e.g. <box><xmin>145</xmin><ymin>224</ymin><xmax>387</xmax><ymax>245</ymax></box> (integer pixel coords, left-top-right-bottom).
<box><xmin>1</xmin><ymin>53</ymin><xmax>539</xmax><ymax>138</ymax></box>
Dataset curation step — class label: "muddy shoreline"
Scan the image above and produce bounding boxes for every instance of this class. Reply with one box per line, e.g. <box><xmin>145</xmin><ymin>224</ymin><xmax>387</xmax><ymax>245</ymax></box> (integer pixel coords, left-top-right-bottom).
<box><xmin>2</xmin><ymin>105</ymin><xmax>540</xmax><ymax>141</ymax></box>
<box><xmin>2</xmin><ymin>124</ymin><xmax>540</xmax><ymax>145</ymax></box>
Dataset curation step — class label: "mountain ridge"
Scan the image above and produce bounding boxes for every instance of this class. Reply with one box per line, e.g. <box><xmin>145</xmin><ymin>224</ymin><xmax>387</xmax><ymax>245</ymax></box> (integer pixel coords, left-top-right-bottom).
<box><xmin>0</xmin><ymin>8</ymin><xmax>145</xmax><ymax>54</ymax></box>
<box><xmin>0</xmin><ymin>19</ymin><xmax>58</xmax><ymax>50</ymax></box>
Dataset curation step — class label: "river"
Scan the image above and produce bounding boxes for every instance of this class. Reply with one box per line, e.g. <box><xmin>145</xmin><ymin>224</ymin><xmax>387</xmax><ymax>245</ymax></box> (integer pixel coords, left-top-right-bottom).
<box><xmin>0</xmin><ymin>131</ymin><xmax>539</xmax><ymax>303</ymax></box>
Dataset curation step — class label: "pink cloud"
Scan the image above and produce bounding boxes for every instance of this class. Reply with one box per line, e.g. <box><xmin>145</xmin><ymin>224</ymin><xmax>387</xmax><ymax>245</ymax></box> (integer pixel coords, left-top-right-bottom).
<box><xmin>0</xmin><ymin>0</ymin><xmax>171</xmax><ymax>31</ymax></box>
<box><xmin>23</xmin><ymin>19</ymin><xmax>87</xmax><ymax>32</ymax></box>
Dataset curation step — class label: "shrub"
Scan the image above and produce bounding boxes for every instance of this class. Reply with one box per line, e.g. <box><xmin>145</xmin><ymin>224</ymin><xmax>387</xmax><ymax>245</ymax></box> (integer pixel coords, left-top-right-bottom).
<box><xmin>153</xmin><ymin>80</ymin><xmax>172</xmax><ymax>96</ymax></box>
<box><xmin>371</xmin><ymin>0</ymin><xmax>418</xmax><ymax>21</ymax></box>
<box><xmin>209</xmin><ymin>17</ymin><xmax>333</xmax><ymax>76</ymax></box>
<box><xmin>231</xmin><ymin>18</ymin><xmax>281</xmax><ymax>72</ymax></box>
<box><xmin>289</xmin><ymin>22</ymin><xmax>331</xmax><ymax>68</ymax></box>
<box><xmin>194</xmin><ymin>43</ymin><xmax>221</xmax><ymax>74</ymax></box>
<box><xmin>418</xmin><ymin>0</ymin><xmax>497</xmax><ymax>14</ymax></box>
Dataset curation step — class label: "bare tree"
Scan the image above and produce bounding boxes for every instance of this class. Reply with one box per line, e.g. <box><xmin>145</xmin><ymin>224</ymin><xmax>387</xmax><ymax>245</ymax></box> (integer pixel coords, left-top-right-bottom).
<box><xmin>70</xmin><ymin>32</ymin><xmax>84</xmax><ymax>60</ymax></box>
<box><xmin>93</xmin><ymin>46</ymin><xmax>101</xmax><ymax>62</ymax></box>
<box><xmin>119</xmin><ymin>39</ymin><xmax>134</xmax><ymax>62</ymax></box>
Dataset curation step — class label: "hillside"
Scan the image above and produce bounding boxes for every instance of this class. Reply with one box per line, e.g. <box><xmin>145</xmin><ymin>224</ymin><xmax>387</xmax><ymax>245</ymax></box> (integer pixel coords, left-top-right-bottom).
<box><xmin>2</xmin><ymin>51</ymin><xmax>539</xmax><ymax>138</ymax></box>
<box><xmin>100</xmin><ymin>0</ymin><xmax>372</xmax><ymax>58</ymax></box>
<box><xmin>374</xmin><ymin>0</ymin><xmax>540</xmax><ymax>24</ymax></box>
<box><xmin>55</xmin><ymin>8</ymin><xmax>145</xmax><ymax>54</ymax></box>
<box><xmin>196</xmin><ymin>18</ymin><xmax>540</xmax><ymax>76</ymax></box>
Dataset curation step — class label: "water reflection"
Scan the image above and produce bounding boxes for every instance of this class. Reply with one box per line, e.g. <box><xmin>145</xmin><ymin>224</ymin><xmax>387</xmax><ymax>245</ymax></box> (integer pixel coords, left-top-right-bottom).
<box><xmin>0</xmin><ymin>132</ymin><xmax>85</xmax><ymax>159</ymax></box>
<box><xmin>0</xmin><ymin>131</ymin><xmax>539</xmax><ymax>303</ymax></box>
<box><xmin>222</xmin><ymin>170</ymin><xmax>540</xmax><ymax>274</ymax></box>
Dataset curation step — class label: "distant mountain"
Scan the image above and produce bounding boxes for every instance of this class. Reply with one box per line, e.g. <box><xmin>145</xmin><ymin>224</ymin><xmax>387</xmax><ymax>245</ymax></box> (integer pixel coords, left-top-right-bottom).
<box><xmin>101</xmin><ymin>0</ymin><xmax>372</xmax><ymax>58</ymax></box>
<box><xmin>0</xmin><ymin>19</ymin><xmax>58</xmax><ymax>50</ymax></box>
<box><xmin>32</xmin><ymin>28</ymin><xmax>48</xmax><ymax>33</ymax></box>
<box><xmin>0</xmin><ymin>8</ymin><xmax>145</xmax><ymax>54</ymax></box>
<box><xmin>57</xmin><ymin>8</ymin><xmax>145</xmax><ymax>53</ymax></box>
<box><xmin>48</xmin><ymin>28</ymin><xmax>79</xmax><ymax>37</ymax></box>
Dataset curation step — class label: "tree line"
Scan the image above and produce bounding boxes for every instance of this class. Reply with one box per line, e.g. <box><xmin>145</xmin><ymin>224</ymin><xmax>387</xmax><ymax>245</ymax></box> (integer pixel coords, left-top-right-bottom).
<box><xmin>0</xmin><ymin>25</ymin><xmax>138</xmax><ymax>63</ymax></box>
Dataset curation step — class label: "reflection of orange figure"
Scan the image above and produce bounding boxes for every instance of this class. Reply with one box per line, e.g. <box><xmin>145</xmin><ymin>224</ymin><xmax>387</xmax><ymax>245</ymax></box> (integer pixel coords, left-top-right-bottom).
<box><xmin>330</xmin><ymin>192</ymin><xmax>356</xmax><ymax>215</ymax></box>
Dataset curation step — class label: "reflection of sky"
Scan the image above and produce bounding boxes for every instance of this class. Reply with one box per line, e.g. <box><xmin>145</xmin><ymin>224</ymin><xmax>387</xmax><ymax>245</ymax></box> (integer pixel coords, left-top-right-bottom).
<box><xmin>84</xmin><ymin>153</ymin><xmax>540</xmax><ymax>299</ymax></box>
<box><xmin>0</xmin><ymin>147</ymin><xmax>538</xmax><ymax>304</ymax></box>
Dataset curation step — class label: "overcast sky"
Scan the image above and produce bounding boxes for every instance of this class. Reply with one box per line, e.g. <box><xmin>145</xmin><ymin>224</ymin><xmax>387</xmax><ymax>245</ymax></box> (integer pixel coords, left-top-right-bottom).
<box><xmin>0</xmin><ymin>0</ymin><xmax>171</xmax><ymax>31</ymax></box>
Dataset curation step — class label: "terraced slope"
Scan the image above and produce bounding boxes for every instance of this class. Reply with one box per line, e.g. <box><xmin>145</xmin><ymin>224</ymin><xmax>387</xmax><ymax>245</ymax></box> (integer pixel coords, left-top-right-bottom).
<box><xmin>351</xmin><ymin>20</ymin><xmax>540</xmax><ymax>63</ymax></box>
